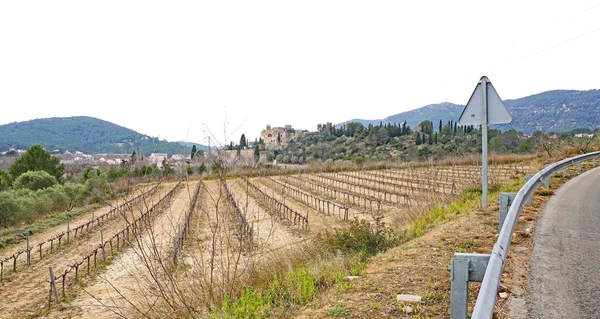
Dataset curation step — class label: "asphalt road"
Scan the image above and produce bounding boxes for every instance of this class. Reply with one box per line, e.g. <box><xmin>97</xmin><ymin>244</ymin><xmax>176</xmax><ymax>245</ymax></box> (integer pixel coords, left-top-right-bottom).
<box><xmin>526</xmin><ymin>167</ymin><xmax>600</xmax><ymax>318</ymax></box>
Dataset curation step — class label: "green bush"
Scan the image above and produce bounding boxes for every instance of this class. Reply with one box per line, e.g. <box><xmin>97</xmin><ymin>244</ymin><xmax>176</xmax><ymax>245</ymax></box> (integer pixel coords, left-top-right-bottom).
<box><xmin>319</xmin><ymin>218</ymin><xmax>392</xmax><ymax>258</ymax></box>
<box><xmin>13</xmin><ymin>170</ymin><xmax>58</xmax><ymax>191</ymax></box>
<box><xmin>0</xmin><ymin>192</ymin><xmax>19</xmax><ymax>227</ymax></box>
<box><xmin>0</xmin><ymin>181</ymin><xmax>95</xmax><ymax>228</ymax></box>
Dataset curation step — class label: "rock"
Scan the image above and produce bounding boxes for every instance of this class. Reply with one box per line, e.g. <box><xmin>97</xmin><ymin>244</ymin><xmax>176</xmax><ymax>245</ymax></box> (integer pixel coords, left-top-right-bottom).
<box><xmin>345</xmin><ymin>275</ymin><xmax>360</xmax><ymax>281</ymax></box>
<box><xmin>526</xmin><ymin>227</ymin><xmax>532</xmax><ymax>233</ymax></box>
<box><xmin>396</xmin><ymin>294</ymin><xmax>422</xmax><ymax>304</ymax></box>
<box><xmin>403</xmin><ymin>305</ymin><xmax>414</xmax><ymax>314</ymax></box>
<box><xmin>499</xmin><ymin>292</ymin><xmax>509</xmax><ymax>299</ymax></box>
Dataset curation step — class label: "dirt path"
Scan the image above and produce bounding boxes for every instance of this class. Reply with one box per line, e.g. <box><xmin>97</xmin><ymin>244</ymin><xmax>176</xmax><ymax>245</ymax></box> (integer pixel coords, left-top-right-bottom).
<box><xmin>47</xmin><ymin>181</ymin><xmax>193</xmax><ymax>319</ymax></box>
<box><xmin>0</xmin><ymin>184</ymin><xmax>167</xmax><ymax>318</ymax></box>
<box><xmin>248</xmin><ymin>177</ymin><xmax>346</xmax><ymax>235</ymax></box>
<box><xmin>276</xmin><ymin>174</ymin><xmax>411</xmax><ymax>226</ymax></box>
<box><xmin>227</xmin><ymin>179</ymin><xmax>310</xmax><ymax>250</ymax></box>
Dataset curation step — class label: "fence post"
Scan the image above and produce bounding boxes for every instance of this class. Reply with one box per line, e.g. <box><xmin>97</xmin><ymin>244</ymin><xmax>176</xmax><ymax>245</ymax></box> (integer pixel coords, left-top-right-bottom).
<box><xmin>100</xmin><ymin>229</ymin><xmax>106</xmax><ymax>262</ymax></box>
<box><xmin>173</xmin><ymin>238</ymin><xmax>178</xmax><ymax>265</ymax></box>
<box><xmin>178</xmin><ymin>224</ymin><xmax>182</xmax><ymax>256</ymax></box>
<box><xmin>48</xmin><ymin>267</ymin><xmax>59</xmax><ymax>302</ymax></box>
<box><xmin>26</xmin><ymin>232</ymin><xmax>30</xmax><ymax>266</ymax></box>
<box><xmin>66</xmin><ymin>214</ymin><xmax>70</xmax><ymax>245</ymax></box>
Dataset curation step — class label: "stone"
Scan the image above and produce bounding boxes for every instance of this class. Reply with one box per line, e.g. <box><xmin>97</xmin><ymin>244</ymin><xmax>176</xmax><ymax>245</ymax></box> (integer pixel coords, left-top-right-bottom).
<box><xmin>345</xmin><ymin>276</ymin><xmax>360</xmax><ymax>281</ymax></box>
<box><xmin>525</xmin><ymin>227</ymin><xmax>532</xmax><ymax>233</ymax></box>
<box><xmin>396</xmin><ymin>294</ymin><xmax>422</xmax><ymax>304</ymax></box>
<box><xmin>403</xmin><ymin>305</ymin><xmax>414</xmax><ymax>314</ymax></box>
<box><xmin>499</xmin><ymin>292</ymin><xmax>509</xmax><ymax>299</ymax></box>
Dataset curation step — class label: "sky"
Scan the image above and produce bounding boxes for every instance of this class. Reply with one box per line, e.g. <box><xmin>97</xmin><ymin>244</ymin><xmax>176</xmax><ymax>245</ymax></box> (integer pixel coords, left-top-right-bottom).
<box><xmin>1</xmin><ymin>1</ymin><xmax>600</xmax><ymax>146</ymax></box>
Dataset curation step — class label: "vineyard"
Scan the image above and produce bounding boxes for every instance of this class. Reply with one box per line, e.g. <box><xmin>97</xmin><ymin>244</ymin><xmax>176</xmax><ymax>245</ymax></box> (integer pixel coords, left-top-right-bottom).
<box><xmin>0</xmin><ymin>161</ymin><xmax>525</xmax><ymax>318</ymax></box>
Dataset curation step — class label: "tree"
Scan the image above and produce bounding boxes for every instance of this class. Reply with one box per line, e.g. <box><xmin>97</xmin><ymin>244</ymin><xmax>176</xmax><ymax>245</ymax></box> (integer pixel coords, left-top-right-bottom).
<box><xmin>415</xmin><ymin>133</ymin><xmax>422</xmax><ymax>145</ymax></box>
<box><xmin>10</xmin><ymin>145</ymin><xmax>65</xmax><ymax>183</ymax></box>
<box><xmin>163</xmin><ymin>164</ymin><xmax>175</xmax><ymax>176</ymax></box>
<box><xmin>439</xmin><ymin>120</ymin><xmax>442</xmax><ymax>133</ymax></box>
<box><xmin>198</xmin><ymin>163</ymin><xmax>207</xmax><ymax>175</ymax></box>
<box><xmin>239</xmin><ymin>134</ymin><xmax>247</xmax><ymax>148</ymax></box>
<box><xmin>0</xmin><ymin>170</ymin><xmax>11</xmax><ymax>191</ymax></box>
<box><xmin>13</xmin><ymin>170</ymin><xmax>58</xmax><ymax>191</ymax></box>
<box><xmin>191</xmin><ymin>145</ymin><xmax>197</xmax><ymax>159</ymax></box>
<box><xmin>253</xmin><ymin>144</ymin><xmax>260</xmax><ymax>163</ymax></box>
<box><xmin>418</xmin><ymin>120</ymin><xmax>433</xmax><ymax>135</ymax></box>
<box><xmin>82</xmin><ymin>167</ymin><xmax>101</xmax><ymax>181</ymax></box>
<box><xmin>131</xmin><ymin>150</ymin><xmax>137</xmax><ymax>164</ymax></box>
<box><xmin>428</xmin><ymin>134</ymin><xmax>433</xmax><ymax>145</ymax></box>
<box><xmin>277</xmin><ymin>133</ymin><xmax>281</xmax><ymax>144</ymax></box>
<box><xmin>186</xmin><ymin>165</ymin><xmax>193</xmax><ymax>175</ymax></box>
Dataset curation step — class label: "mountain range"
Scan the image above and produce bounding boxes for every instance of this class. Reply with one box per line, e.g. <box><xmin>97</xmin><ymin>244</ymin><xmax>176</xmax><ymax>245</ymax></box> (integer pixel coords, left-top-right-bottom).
<box><xmin>339</xmin><ymin>89</ymin><xmax>600</xmax><ymax>134</ymax></box>
<box><xmin>0</xmin><ymin>116</ymin><xmax>207</xmax><ymax>156</ymax></box>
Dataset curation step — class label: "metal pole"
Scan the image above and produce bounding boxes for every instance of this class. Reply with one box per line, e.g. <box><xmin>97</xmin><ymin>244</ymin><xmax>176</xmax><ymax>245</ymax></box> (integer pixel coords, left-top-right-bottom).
<box><xmin>26</xmin><ymin>232</ymin><xmax>30</xmax><ymax>266</ymax></box>
<box><xmin>48</xmin><ymin>267</ymin><xmax>59</xmax><ymax>302</ymax></box>
<box><xmin>481</xmin><ymin>77</ymin><xmax>489</xmax><ymax>207</ymax></box>
<box><xmin>178</xmin><ymin>224</ymin><xmax>181</xmax><ymax>256</ymax></box>
<box><xmin>101</xmin><ymin>229</ymin><xmax>105</xmax><ymax>262</ymax></box>
<box><xmin>66</xmin><ymin>214</ymin><xmax>70</xmax><ymax>245</ymax></box>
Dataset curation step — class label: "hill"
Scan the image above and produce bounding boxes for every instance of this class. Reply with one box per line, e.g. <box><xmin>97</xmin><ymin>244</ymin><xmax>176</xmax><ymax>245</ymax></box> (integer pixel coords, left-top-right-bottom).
<box><xmin>0</xmin><ymin>116</ymin><xmax>207</xmax><ymax>156</ymax></box>
<box><xmin>339</xmin><ymin>89</ymin><xmax>600</xmax><ymax>133</ymax></box>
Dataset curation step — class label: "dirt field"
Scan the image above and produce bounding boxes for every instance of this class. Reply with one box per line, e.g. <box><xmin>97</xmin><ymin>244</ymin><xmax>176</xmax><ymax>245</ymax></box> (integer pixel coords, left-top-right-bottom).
<box><xmin>0</xmin><ymin>183</ymin><xmax>169</xmax><ymax>318</ymax></box>
<box><xmin>0</xmin><ymin>163</ymin><xmax>527</xmax><ymax>318</ymax></box>
<box><xmin>48</xmin><ymin>181</ymin><xmax>192</xmax><ymax>318</ymax></box>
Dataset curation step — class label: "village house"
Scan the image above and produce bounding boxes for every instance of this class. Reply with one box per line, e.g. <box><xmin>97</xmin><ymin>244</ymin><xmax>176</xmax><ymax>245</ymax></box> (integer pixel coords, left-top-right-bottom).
<box><xmin>148</xmin><ymin>153</ymin><xmax>168</xmax><ymax>168</ymax></box>
<box><xmin>260</xmin><ymin>124</ymin><xmax>300</xmax><ymax>150</ymax></box>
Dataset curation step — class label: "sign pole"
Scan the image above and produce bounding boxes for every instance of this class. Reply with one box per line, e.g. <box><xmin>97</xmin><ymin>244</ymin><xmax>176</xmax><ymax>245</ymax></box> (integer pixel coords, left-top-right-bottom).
<box><xmin>481</xmin><ymin>77</ymin><xmax>488</xmax><ymax>207</ymax></box>
<box><xmin>458</xmin><ymin>75</ymin><xmax>511</xmax><ymax>209</ymax></box>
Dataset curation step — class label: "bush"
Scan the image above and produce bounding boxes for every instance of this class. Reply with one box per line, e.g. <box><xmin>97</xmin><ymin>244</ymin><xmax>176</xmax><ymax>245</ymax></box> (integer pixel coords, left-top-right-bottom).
<box><xmin>0</xmin><ymin>192</ymin><xmax>19</xmax><ymax>227</ymax></box>
<box><xmin>319</xmin><ymin>218</ymin><xmax>392</xmax><ymax>258</ymax></box>
<box><xmin>13</xmin><ymin>170</ymin><xmax>58</xmax><ymax>191</ymax></box>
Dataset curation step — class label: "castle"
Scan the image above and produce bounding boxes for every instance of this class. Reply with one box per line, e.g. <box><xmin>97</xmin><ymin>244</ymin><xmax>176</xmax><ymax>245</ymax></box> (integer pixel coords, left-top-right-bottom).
<box><xmin>260</xmin><ymin>124</ymin><xmax>298</xmax><ymax>149</ymax></box>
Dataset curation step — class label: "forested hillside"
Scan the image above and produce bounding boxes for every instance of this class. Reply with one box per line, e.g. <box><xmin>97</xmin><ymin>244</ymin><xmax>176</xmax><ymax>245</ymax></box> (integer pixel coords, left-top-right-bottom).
<box><xmin>0</xmin><ymin>116</ymin><xmax>200</xmax><ymax>155</ymax></box>
<box><xmin>340</xmin><ymin>89</ymin><xmax>600</xmax><ymax>133</ymax></box>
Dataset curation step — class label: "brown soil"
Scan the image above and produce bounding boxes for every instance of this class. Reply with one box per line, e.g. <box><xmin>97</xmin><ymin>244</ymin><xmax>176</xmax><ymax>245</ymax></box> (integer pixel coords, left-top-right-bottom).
<box><xmin>46</xmin><ymin>181</ymin><xmax>191</xmax><ymax>318</ymax></box>
<box><xmin>0</xmin><ymin>184</ymin><xmax>168</xmax><ymax>319</ymax></box>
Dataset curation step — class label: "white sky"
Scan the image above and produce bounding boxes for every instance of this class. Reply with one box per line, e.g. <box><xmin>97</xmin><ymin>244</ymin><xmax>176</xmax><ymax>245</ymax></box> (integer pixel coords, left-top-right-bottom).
<box><xmin>1</xmin><ymin>1</ymin><xmax>600</xmax><ymax>146</ymax></box>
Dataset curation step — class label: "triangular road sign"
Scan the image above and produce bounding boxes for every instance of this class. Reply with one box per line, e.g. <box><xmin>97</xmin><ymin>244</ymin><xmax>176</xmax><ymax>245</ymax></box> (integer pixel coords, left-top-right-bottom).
<box><xmin>458</xmin><ymin>76</ymin><xmax>512</xmax><ymax>125</ymax></box>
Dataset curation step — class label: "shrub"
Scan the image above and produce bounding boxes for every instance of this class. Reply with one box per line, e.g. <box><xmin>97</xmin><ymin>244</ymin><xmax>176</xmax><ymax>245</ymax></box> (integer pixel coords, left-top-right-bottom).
<box><xmin>13</xmin><ymin>170</ymin><xmax>58</xmax><ymax>191</ymax></box>
<box><xmin>0</xmin><ymin>192</ymin><xmax>19</xmax><ymax>227</ymax></box>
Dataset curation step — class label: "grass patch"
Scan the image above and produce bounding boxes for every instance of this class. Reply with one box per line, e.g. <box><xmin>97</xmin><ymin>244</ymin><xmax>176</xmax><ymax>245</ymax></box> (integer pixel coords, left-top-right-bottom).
<box><xmin>0</xmin><ymin>204</ymin><xmax>102</xmax><ymax>248</ymax></box>
<box><xmin>326</xmin><ymin>304</ymin><xmax>350</xmax><ymax>317</ymax></box>
<box><xmin>213</xmin><ymin>253</ymin><xmax>347</xmax><ymax>318</ymax></box>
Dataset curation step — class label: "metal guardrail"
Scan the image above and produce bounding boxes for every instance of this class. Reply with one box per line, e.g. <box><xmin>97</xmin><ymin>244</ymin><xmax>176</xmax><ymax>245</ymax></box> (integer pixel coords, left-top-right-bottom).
<box><xmin>451</xmin><ymin>151</ymin><xmax>600</xmax><ymax>319</ymax></box>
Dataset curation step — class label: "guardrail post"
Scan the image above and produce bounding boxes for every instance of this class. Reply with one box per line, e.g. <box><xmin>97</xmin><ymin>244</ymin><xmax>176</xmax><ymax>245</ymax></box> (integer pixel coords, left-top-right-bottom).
<box><xmin>525</xmin><ymin>174</ymin><xmax>534</xmax><ymax>205</ymax></box>
<box><xmin>499</xmin><ymin>192</ymin><xmax>516</xmax><ymax>233</ymax></box>
<box><xmin>450</xmin><ymin>253</ymin><xmax>490</xmax><ymax>319</ymax></box>
<box><xmin>593</xmin><ymin>157</ymin><xmax>596</xmax><ymax>166</ymax></box>
<box><xmin>563</xmin><ymin>168</ymin><xmax>568</xmax><ymax>177</ymax></box>
<box><xmin>578</xmin><ymin>162</ymin><xmax>582</xmax><ymax>172</ymax></box>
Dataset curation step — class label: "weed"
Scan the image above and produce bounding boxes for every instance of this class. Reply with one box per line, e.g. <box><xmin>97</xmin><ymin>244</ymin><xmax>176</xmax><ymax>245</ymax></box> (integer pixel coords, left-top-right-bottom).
<box><xmin>326</xmin><ymin>304</ymin><xmax>350</xmax><ymax>317</ymax></box>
